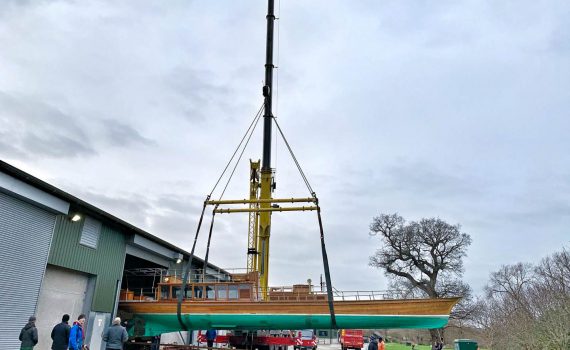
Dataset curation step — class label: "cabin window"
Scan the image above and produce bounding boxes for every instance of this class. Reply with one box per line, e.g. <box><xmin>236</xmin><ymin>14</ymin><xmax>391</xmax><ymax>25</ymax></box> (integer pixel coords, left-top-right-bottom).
<box><xmin>172</xmin><ymin>286</ymin><xmax>182</xmax><ymax>299</ymax></box>
<box><xmin>194</xmin><ymin>286</ymin><xmax>204</xmax><ymax>299</ymax></box>
<box><xmin>239</xmin><ymin>284</ymin><xmax>251</xmax><ymax>299</ymax></box>
<box><xmin>184</xmin><ymin>286</ymin><xmax>192</xmax><ymax>299</ymax></box>
<box><xmin>228</xmin><ymin>285</ymin><xmax>238</xmax><ymax>299</ymax></box>
<box><xmin>160</xmin><ymin>285</ymin><xmax>170</xmax><ymax>300</ymax></box>
<box><xmin>206</xmin><ymin>285</ymin><xmax>215</xmax><ymax>299</ymax></box>
<box><xmin>217</xmin><ymin>285</ymin><xmax>228</xmax><ymax>300</ymax></box>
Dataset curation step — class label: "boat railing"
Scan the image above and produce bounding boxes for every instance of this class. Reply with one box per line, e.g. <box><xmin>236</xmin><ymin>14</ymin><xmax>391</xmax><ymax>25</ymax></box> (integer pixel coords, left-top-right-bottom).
<box><xmin>119</xmin><ymin>287</ymin><xmax>158</xmax><ymax>302</ymax></box>
<box><xmin>261</xmin><ymin>285</ymin><xmax>408</xmax><ymax>301</ymax></box>
<box><xmin>121</xmin><ymin>268</ymin><xmax>409</xmax><ymax>302</ymax></box>
<box><xmin>119</xmin><ymin>285</ymin><xmax>413</xmax><ymax>302</ymax></box>
<box><xmin>328</xmin><ymin>287</ymin><xmax>408</xmax><ymax>300</ymax></box>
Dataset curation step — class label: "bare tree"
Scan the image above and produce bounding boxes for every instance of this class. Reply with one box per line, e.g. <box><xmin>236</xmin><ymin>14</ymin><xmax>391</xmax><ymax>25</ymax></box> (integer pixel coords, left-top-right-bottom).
<box><xmin>368</xmin><ymin>213</ymin><xmax>472</xmax><ymax>342</ymax></box>
<box><xmin>474</xmin><ymin>249</ymin><xmax>570</xmax><ymax>349</ymax></box>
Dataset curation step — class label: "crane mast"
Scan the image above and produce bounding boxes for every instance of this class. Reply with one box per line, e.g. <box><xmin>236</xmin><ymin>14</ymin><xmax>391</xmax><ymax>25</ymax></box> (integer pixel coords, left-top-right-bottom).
<box><xmin>246</xmin><ymin>160</ymin><xmax>260</xmax><ymax>274</ymax></box>
<box><xmin>257</xmin><ymin>0</ymin><xmax>276</xmax><ymax>300</ymax></box>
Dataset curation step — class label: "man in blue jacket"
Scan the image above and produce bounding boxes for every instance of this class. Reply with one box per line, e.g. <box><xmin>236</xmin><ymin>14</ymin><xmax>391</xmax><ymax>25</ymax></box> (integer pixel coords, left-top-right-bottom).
<box><xmin>69</xmin><ymin>314</ymin><xmax>86</xmax><ymax>350</ymax></box>
<box><xmin>205</xmin><ymin>329</ymin><xmax>217</xmax><ymax>349</ymax></box>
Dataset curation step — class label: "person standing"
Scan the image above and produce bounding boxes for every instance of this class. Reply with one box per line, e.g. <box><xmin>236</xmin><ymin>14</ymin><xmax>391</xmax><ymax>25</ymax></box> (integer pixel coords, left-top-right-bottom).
<box><xmin>69</xmin><ymin>314</ymin><xmax>86</xmax><ymax>350</ymax></box>
<box><xmin>19</xmin><ymin>316</ymin><xmax>39</xmax><ymax>350</ymax></box>
<box><xmin>205</xmin><ymin>329</ymin><xmax>217</xmax><ymax>349</ymax></box>
<box><xmin>367</xmin><ymin>332</ymin><xmax>378</xmax><ymax>350</ymax></box>
<box><xmin>51</xmin><ymin>314</ymin><xmax>71</xmax><ymax>350</ymax></box>
<box><xmin>102</xmin><ymin>317</ymin><xmax>128</xmax><ymax>350</ymax></box>
<box><xmin>377</xmin><ymin>336</ymin><xmax>385</xmax><ymax>350</ymax></box>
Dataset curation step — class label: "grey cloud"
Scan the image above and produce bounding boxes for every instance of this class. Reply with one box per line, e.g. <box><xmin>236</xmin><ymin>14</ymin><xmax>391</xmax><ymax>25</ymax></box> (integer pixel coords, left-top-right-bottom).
<box><xmin>78</xmin><ymin>190</ymin><xmax>153</xmax><ymax>226</ymax></box>
<box><xmin>381</xmin><ymin>161</ymin><xmax>481</xmax><ymax>199</ymax></box>
<box><xmin>0</xmin><ymin>91</ymin><xmax>97</xmax><ymax>159</ymax></box>
<box><xmin>164</xmin><ymin>67</ymin><xmax>235</xmax><ymax>122</ymax></box>
<box><xmin>78</xmin><ymin>189</ymin><xmax>210</xmax><ymax>248</ymax></box>
<box><xmin>0</xmin><ymin>92</ymin><xmax>157</xmax><ymax>159</ymax></box>
<box><xmin>99</xmin><ymin>119</ymin><xmax>156</xmax><ymax>148</ymax></box>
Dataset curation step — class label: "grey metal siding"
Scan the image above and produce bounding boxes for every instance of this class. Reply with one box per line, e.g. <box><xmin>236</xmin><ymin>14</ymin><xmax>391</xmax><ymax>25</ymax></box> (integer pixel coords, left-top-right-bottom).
<box><xmin>0</xmin><ymin>192</ymin><xmax>56</xmax><ymax>350</ymax></box>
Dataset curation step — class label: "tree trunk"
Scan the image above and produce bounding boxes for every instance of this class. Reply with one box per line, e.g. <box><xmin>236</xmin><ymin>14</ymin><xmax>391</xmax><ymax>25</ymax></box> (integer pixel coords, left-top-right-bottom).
<box><xmin>429</xmin><ymin>328</ymin><xmax>444</xmax><ymax>344</ymax></box>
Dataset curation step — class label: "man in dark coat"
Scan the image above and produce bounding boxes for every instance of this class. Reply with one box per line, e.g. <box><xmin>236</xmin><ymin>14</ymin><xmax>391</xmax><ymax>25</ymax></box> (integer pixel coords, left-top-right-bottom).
<box><xmin>367</xmin><ymin>332</ymin><xmax>379</xmax><ymax>350</ymax></box>
<box><xmin>19</xmin><ymin>316</ymin><xmax>39</xmax><ymax>350</ymax></box>
<box><xmin>51</xmin><ymin>314</ymin><xmax>71</xmax><ymax>350</ymax></box>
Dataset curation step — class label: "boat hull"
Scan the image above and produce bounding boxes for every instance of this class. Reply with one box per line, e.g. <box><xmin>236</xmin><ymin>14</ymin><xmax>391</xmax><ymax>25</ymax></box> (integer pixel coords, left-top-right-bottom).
<box><xmin>119</xmin><ymin>298</ymin><xmax>459</xmax><ymax>336</ymax></box>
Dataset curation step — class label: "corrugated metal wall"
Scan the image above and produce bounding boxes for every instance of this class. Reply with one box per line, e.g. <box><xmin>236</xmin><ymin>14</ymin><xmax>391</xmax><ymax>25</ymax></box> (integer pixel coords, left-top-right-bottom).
<box><xmin>0</xmin><ymin>191</ymin><xmax>56</xmax><ymax>350</ymax></box>
<box><xmin>48</xmin><ymin>216</ymin><xmax>126</xmax><ymax>312</ymax></box>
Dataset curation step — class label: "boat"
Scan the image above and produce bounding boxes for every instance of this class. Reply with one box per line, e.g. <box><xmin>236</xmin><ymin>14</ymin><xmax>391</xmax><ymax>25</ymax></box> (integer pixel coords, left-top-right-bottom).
<box><xmin>118</xmin><ymin>0</ymin><xmax>460</xmax><ymax>337</ymax></box>
<box><xmin>119</xmin><ymin>272</ymin><xmax>458</xmax><ymax>336</ymax></box>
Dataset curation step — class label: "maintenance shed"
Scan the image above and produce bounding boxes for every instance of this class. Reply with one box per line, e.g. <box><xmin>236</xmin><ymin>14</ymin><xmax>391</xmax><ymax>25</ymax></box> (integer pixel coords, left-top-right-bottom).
<box><xmin>0</xmin><ymin>160</ymin><xmax>228</xmax><ymax>350</ymax></box>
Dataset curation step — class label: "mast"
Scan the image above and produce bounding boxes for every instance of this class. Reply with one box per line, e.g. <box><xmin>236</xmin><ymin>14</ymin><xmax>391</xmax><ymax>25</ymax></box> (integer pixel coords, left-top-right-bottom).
<box><xmin>257</xmin><ymin>0</ymin><xmax>276</xmax><ymax>299</ymax></box>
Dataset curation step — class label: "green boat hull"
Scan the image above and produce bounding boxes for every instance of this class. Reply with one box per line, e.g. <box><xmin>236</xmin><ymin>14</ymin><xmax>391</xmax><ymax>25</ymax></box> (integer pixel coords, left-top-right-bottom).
<box><xmin>130</xmin><ymin>313</ymin><xmax>450</xmax><ymax>336</ymax></box>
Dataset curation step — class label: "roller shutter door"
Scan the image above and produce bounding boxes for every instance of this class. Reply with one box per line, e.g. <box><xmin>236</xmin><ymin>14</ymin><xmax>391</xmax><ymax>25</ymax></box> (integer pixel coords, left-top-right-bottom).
<box><xmin>0</xmin><ymin>192</ymin><xmax>56</xmax><ymax>350</ymax></box>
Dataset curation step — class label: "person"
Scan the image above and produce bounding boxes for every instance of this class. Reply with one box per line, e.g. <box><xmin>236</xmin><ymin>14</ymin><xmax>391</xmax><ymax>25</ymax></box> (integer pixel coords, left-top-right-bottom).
<box><xmin>19</xmin><ymin>316</ymin><xmax>39</xmax><ymax>350</ymax></box>
<box><xmin>205</xmin><ymin>329</ymin><xmax>217</xmax><ymax>349</ymax></box>
<box><xmin>69</xmin><ymin>314</ymin><xmax>86</xmax><ymax>350</ymax></box>
<box><xmin>367</xmin><ymin>332</ymin><xmax>378</xmax><ymax>350</ymax></box>
<box><xmin>102</xmin><ymin>317</ymin><xmax>128</xmax><ymax>350</ymax></box>
<box><xmin>51</xmin><ymin>314</ymin><xmax>71</xmax><ymax>350</ymax></box>
<box><xmin>377</xmin><ymin>336</ymin><xmax>385</xmax><ymax>350</ymax></box>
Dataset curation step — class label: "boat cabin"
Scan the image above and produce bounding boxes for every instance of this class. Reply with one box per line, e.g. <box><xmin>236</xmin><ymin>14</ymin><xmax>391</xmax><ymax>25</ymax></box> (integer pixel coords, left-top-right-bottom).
<box><xmin>156</xmin><ymin>280</ymin><xmax>255</xmax><ymax>301</ymax></box>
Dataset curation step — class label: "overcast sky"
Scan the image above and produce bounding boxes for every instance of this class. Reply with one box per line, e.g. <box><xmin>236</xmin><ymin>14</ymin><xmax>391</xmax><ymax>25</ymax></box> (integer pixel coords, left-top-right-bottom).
<box><xmin>1</xmin><ymin>0</ymin><xmax>569</xmax><ymax>296</ymax></box>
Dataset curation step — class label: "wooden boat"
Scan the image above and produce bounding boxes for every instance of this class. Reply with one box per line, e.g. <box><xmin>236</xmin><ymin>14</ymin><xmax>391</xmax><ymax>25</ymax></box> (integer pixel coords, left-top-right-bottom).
<box><xmin>118</xmin><ymin>276</ymin><xmax>459</xmax><ymax>336</ymax></box>
<box><xmin>118</xmin><ymin>1</ymin><xmax>461</xmax><ymax>337</ymax></box>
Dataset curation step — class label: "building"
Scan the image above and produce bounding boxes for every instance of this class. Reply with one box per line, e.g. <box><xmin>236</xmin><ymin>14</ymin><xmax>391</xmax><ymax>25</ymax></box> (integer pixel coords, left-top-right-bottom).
<box><xmin>0</xmin><ymin>160</ymin><xmax>228</xmax><ymax>350</ymax></box>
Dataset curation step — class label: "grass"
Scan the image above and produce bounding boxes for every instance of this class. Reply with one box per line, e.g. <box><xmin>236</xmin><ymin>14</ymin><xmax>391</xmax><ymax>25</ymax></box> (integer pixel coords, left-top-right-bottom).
<box><xmin>385</xmin><ymin>343</ymin><xmax>487</xmax><ymax>350</ymax></box>
<box><xmin>385</xmin><ymin>343</ymin><xmax>432</xmax><ymax>350</ymax></box>
<box><xmin>386</xmin><ymin>343</ymin><xmax>440</xmax><ymax>350</ymax></box>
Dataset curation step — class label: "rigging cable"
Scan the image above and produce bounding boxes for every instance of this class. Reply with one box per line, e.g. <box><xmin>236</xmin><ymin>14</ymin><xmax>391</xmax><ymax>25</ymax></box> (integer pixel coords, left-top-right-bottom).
<box><xmin>272</xmin><ymin>117</ymin><xmax>314</xmax><ymax>195</ymax></box>
<box><xmin>177</xmin><ymin>104</ymin><xmax>264</xmax><ymax>333</ymax></box>
<box><xmin>272</xmin><ymin>116</ymin><xmax>337</xmax><ymax>328</ymax></box>
<box><xmin>274</xmin><ymin>0</ymin><xmax>281</xmax><ymax>168</ymax></box>
<box><xmin>209</xmin><ymin>103</ymin><xmax>264</xmax><ymax>198</ymax></box>
<box><xmin>217</xmin><ymin>109</ymin><xmax>263</xmax><ymax>200</ymax></box>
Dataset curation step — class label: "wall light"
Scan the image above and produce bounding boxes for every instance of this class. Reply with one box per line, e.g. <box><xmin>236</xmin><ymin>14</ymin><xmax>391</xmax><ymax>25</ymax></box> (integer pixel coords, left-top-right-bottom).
<box><xmin>71</xmin><ymin>214</ymin><xmax>82</xmax><ymax>222</ymax></box>
<box><xmin>173</xmin><ymin>252</ymin><xmax>183</xmax><ymax>264</ymax></box>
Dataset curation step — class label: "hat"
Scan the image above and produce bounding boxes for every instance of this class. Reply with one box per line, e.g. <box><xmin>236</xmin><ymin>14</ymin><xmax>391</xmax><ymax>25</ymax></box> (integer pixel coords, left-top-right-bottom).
<box><xmin>28</xmin><ymin>316</ymin><xmax>36</xmax><ymax>322</ymax></box>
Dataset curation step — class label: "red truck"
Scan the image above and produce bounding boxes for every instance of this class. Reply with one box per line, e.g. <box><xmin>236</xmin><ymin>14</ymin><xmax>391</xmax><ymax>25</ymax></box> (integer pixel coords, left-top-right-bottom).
<box><xmin>339</xmin><ymin>329</ymin><xmax>363</xmax><ymax>350</ymax></box>
<box><xmin>197</xmin><ymin>330</ymin><xmax>317</xmax><ymax>350</ymax></box>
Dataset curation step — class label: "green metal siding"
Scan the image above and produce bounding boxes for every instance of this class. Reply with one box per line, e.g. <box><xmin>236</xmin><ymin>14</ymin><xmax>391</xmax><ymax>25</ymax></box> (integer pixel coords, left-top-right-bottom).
<box><xmin>48</xmin><ymin>216</ymin><xmax>126</xmax><ymax>312</ymax></box>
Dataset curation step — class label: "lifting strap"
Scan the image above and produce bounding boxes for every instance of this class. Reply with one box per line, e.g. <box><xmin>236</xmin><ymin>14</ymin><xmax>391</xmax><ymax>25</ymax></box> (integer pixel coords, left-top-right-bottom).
<box><xmin>201</xmin><ymin>205</ymin><xmax>218</xmax><ymax>282</ymax></box>
<box><xmin>317</xmin><ymin>204</ymin><xmax>337</xmax><ymax>329</ymax></box>
<box><xmin>177</xmin><ymin>195</ymin><xmax>210</xmax><ymax>334</ymax></box>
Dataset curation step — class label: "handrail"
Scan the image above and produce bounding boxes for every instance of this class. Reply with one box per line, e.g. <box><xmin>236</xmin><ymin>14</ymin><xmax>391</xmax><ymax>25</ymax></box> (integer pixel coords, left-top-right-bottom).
<box><xmin>118</xmin><ymin>284</ymin><xmax>409</xmax><ymax>302</ymax></box>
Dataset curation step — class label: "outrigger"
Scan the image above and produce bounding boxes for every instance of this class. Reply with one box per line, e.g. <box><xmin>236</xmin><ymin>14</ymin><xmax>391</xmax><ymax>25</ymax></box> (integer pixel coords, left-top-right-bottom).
<box><xmin>118</xmin><ymin>0</ymin><xmax>459</xmax><ymax>337</ymax></box>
